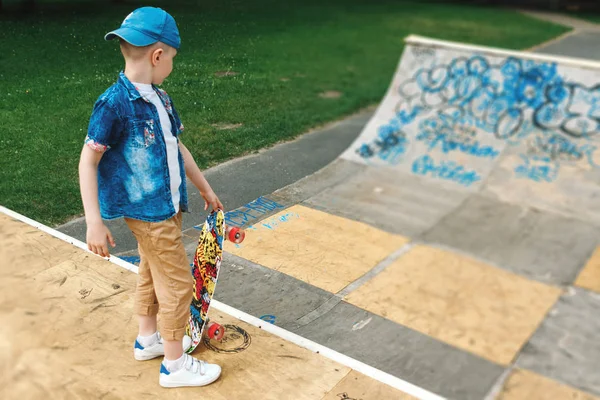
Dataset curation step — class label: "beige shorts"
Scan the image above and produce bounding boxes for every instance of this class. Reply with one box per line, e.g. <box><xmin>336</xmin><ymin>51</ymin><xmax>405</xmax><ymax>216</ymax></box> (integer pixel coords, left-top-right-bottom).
<box><xmin>124</xmin><ymin>212</ymin><xmax>192</xmax><ymax>341</ymax></box>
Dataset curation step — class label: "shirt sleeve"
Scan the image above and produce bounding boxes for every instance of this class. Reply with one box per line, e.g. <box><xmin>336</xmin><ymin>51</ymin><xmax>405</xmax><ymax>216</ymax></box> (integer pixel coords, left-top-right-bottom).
<box><xmin>85</xmin><ymin>98</ymin><xmax>123</xmax><ymax>152</ymax></box>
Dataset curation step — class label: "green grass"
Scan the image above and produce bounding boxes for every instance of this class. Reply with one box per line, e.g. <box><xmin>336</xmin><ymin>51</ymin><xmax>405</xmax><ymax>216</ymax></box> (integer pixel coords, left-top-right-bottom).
<box><xmin>573</xmin><ymin>12</ymin><xmax>600</xmax><ymax>23</ymax></box>
<box><xmin>0</xmin><ymin>0</ymin><xmax>570</xmax><ymax>226</ymax></box>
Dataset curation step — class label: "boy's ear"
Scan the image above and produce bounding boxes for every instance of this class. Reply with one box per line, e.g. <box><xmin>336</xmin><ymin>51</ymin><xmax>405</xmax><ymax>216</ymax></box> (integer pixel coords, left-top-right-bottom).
<box><xmin>151</xmin><ymin>47</ymin><xmax>164</xmax><ymax>66</ymax></box>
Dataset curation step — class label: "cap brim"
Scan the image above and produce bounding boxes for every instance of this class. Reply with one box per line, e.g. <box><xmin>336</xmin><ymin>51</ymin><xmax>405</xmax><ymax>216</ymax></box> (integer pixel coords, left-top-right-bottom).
<box><xmin>104</xmin><ymin>27</ymin><xmax>158</xmax><ymax>47</ymax></box>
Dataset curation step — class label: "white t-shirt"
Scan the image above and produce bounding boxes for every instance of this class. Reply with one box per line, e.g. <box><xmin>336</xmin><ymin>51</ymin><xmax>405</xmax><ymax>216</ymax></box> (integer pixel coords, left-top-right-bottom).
<box><xmin>133</xmin><ymin>82</ymin><xmax>181</xmax><ymax>213</ymax></box>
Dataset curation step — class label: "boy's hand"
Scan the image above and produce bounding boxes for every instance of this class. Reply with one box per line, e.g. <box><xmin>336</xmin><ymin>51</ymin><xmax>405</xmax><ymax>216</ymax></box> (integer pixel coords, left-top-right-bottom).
<box><xmin>202</xmin><ymin>190</ymin><xmax>223</xmax><ymax>212</ymax></box>
<box><xmin>86</xmin><ymin>221</ymin><xmax>116</xmax><ymax>258</ymax></box>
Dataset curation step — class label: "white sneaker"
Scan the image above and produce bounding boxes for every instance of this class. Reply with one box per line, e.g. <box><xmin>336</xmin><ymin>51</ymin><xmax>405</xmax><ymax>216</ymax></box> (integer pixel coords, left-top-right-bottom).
<box><xmin>159</xmin><ymin>354</ymin><xmax>221</xmax><ymax>388</ymax></box>
<box><xmin>134</xmin><ymin>333</ymin><xmax>193</xmax><ymax>361</ymax></box>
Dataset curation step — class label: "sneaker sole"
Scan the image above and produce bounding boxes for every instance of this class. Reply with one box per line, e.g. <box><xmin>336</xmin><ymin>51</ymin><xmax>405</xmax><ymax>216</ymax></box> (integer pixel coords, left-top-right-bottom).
<box><xmin>134</xmin><ymin>351</ymin><xmax>163</xmax><ymax>361</ymax></box>
<box><xmin>159</xmin><ymin>373</ymin><xmax>221</xmax><ymax>388</ymax></box>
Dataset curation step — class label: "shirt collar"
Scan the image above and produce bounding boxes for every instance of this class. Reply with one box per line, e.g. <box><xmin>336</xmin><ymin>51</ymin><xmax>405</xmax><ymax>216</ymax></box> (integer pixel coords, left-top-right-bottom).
<box><xmin>118</xmin><ymin>71</ymin><xmax>145</xmax><ymax>101</ymax></box>
<box><xmin>118</xmin><ymin>71</ymin><xmax>171</xmax><ymax>114</ymax></box>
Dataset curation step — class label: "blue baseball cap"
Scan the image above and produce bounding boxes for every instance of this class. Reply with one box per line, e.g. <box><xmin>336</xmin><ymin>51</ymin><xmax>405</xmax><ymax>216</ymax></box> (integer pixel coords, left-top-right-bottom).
<box><xmin>104</xmin><ymin>7</ymin><xmax>180</xmax><ymax>50</ymax></box>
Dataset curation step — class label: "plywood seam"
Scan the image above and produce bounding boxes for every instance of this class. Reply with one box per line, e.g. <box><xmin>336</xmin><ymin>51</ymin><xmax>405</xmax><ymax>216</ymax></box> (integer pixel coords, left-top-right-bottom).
<box><xmin>293</xmin><ymin>242</ymin><xmax>415</xmax><ymax>327</ymax></box>
<box><xmin>415</xmin><ymin>194</ymin><xmax>474</xmax><ymax>243</ymax></box>
<box><xmin>490</xmin><ymin>293</ymin><xmax>565</xmax><ymax>377</ymax></box>
<box><xmin>295</xmin><ymin>295</ymin><xmax>344</xmax><ymax>327</ymax></box>
<box><xmin>337</xmin><ymin>242</ymin><xmax>417</xmax><ymax>297</ymax></box>
<box><xmin>320</xmin><ymin>369</ymin><xmax>355</xmax><ymax>400</ymax></box>
<box><xmin>483</xmin><ymin>367</ymin><xmax>514</xmax><ymax>400</ymax></box>
<box><xmin>344</xmin><ymin>244</ymin><xmax>565</xmax><ymax>367</ymax></box>
<box><xmin>226</xmin><ymin>204</ymin><xmax>409</xmax><ymax>293</ymax></box>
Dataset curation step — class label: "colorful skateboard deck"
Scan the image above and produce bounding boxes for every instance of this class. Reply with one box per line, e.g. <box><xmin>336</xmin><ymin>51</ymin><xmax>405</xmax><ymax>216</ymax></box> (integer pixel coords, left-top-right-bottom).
<box><xmin>186</xmin><ymin>209</ymin><xmax>244</xmax><ymax>354</ymax></box>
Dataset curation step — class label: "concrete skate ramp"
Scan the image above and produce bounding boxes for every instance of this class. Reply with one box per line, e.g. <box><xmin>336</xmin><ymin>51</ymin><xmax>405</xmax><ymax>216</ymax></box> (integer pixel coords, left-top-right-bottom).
<box><xmin>340</xmin><ymin>35</ymin><xmax>600</xmax><ymax>224</ymax></box>
<box><xmin>220</xmin><ymin>36</ymin><xmax>600</xmax><ymax>398</ymax></box>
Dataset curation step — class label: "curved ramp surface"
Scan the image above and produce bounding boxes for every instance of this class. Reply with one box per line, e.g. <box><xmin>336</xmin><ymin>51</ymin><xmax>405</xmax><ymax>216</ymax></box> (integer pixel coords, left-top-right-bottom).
<box><xmin>341</xmin><ymin>35</ymin><xmax>600</xmax><ymax>224</ymax></box>
<box><xmin>215</xmin><ymin>35</ymin><xmax>600</xmax><ymax>400</ymax></box>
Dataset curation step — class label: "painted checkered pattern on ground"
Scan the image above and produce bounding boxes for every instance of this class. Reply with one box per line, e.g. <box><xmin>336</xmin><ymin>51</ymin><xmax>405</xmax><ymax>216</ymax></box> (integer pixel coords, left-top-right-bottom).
<box><xmin>225</xmin><ymin>204</ymin><xmax>600</xmax><ymax>399</ymax></box>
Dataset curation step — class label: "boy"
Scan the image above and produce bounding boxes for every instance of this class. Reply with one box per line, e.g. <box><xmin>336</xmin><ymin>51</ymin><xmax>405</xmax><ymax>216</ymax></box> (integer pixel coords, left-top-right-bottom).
<box><xmin>78</xmin><ymin>6</ymin><xmax>223</xmax><ymax>388</ymax></box>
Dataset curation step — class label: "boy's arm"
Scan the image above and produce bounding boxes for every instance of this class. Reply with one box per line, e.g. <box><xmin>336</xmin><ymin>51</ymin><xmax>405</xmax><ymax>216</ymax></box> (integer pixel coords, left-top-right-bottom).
<box><xmin>179</xmin><ymin>141</ymin><xmax>223</xmax><ymax>211</ymax></box>
<box><xmin>79</xmin><ymin>145</ymin><xmax>115</xmax><ymax>257</ymax></box>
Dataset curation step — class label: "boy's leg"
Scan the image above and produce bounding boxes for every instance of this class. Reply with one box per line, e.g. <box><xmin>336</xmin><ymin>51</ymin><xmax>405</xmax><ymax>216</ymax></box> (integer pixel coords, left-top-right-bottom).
<box><xmin>139</xmin><ymin>314</ymin><xmax>158</xmax><ymax>337</ymax></box>
<box><xmin>124</xmin><ymin>218</ymin><xmax>163</xmax><ymax>359</ymax></box>
<box><xmin>124</xmin><ymin>219</ymin><xmax>160</xmax><ymax>330</ymax></box>
<box><xmin>134</xmin><ymin>243</ymin><xmax>159</xmax><ymax>336</ymax></box>
<box><xmin>125</xmin><ymin>217</ymin><xmax>192</xmax><ymax>361</ymax></box>
<box><xmin>144</xmin><ymin>212</ymin><xmax>192</xmax><ymax>352</ymax></box>
<box><xmin>143</xmin><ymin>212</ymin><xmax>221</xmax><ymax>387</ymax></box>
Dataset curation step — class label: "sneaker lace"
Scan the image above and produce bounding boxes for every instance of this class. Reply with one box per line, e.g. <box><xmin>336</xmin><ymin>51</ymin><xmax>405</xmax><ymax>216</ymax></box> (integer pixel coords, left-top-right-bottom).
<box><xmin>183</xmin><ymin>354</ymin><xmax>206</xmax><ymax>375</ymax></box>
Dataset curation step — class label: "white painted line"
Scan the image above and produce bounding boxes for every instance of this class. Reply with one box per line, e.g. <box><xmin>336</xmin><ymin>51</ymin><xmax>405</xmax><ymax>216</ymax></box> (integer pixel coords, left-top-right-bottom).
<box><xmin>405</xmin><ymin>34</ymin><xmax>600</xmax><ymax>70</ymax></box>
<box><xmin>213</xmin><ymin>300</ymin><xmax>446</xmax><ymax>400</ymax></box>
<box><xmin>0</xmin><ymin>206</ymin><xmax>139</xmax><ymax>274</ymax></box>
<box><xmin>0</xmin><ymin>205</ymin><xmax>446</xmax><ymax>400</ymax></box>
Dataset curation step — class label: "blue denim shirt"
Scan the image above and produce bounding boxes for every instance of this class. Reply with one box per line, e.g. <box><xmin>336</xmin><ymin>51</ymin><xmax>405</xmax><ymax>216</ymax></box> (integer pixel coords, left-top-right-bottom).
<box><xmin>85</xmin><ymin>72</ymin><xmax>188</xmax><ymax>222</ymax></box>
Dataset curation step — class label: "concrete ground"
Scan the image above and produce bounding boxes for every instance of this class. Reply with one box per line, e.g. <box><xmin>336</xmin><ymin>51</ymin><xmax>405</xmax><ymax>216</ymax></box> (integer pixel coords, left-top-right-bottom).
<box><xmin>54</xmin><ymin>11</ymin><xmax>600</xmax><ymax>400</ymax></box>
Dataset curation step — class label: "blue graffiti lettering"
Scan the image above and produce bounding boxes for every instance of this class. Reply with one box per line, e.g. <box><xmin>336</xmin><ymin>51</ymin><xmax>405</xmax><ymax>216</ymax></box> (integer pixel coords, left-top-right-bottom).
<box><xmin>533</xmin><ymin>134</ymin><xmax>586</xmax><ymax>161</ymax></box>
<box><xmin>418</xmin><ymin>131</ymin><xmax>499</xmax><ymax>159</ymax></box>
<box><xmin>221</xmin><ymin>197</ymin><xmax>285</xmax><ymax>227</ymax></box>
<box><xmin>356</xmin><ymin>126</ymin><xmax>409</xmax><ymax>165</ymax></box>
<box><xmin>120</xmin><ymin>255</ymin><xmax>140</xmax><ymax>265</ymax></box>
<box><xmin>354</xmin><ymin>53</ymin><xmax>600</xmax><ymax>184</ymax></box>
<box><xmin>253</xmin><ymin>212</ymin><xmax>299</xmax><ymax>231</ymax></box>
<box><xmin>259</xmin><ymin>315</ymin><xmax>276</xmax><ymax>324</ymax></box>
<box><xmin>220</xmin><ymin>209</ymin><xmax>255</xmax><ymax>227</ymax></box>
<box><xmin>412</xmin><ymin>155</ymin><xmax>481</xmax><ymax>187</ymax></box>
<box><xmin>515</xmin><ymin>155</ymin><xmax>559</xmax><ymax>182</ymax></box>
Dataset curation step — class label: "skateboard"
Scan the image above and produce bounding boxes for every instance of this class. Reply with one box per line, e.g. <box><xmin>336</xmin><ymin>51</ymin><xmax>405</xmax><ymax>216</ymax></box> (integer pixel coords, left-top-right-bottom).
<box><xmin>186</xmin><ymin>209</ymin><xmax>245</xmax><ymax>354</ymax></box>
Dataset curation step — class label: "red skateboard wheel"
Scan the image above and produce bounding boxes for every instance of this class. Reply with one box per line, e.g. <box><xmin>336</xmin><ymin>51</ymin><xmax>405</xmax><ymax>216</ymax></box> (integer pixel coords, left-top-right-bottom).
<box><xmin>227</xmin><ymin>226</ymin><xmax>245</xmax><ymax>244</ymax></box>
<box><xmin>207</xmin><ymin>322</ymin><xmax>225</xmax><ymax>341</ymax></box>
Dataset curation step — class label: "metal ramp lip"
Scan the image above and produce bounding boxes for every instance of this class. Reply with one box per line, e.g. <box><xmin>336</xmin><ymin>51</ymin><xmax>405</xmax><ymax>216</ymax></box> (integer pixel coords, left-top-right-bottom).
<box><xmin>405</xmin><ymin>34</ymin><xmax>600</xmax><ymax>70</ymax></box>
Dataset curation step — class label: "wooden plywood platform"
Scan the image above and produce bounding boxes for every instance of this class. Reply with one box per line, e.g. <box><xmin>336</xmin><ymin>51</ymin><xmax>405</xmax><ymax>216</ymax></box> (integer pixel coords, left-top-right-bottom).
<box><xmin>226</xmin><ymin>205</ymin><xmax>408</xmax><ymax>293</ymax></box>
<box><xmin>0</xmin><ymin>213</ymin><xmax>415</xmax><ymax>400</ymax></box>
<box><xmin>344</xmin><ymin>245</ymin><xmax>562</xmax><ymax>366</ymax></box>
